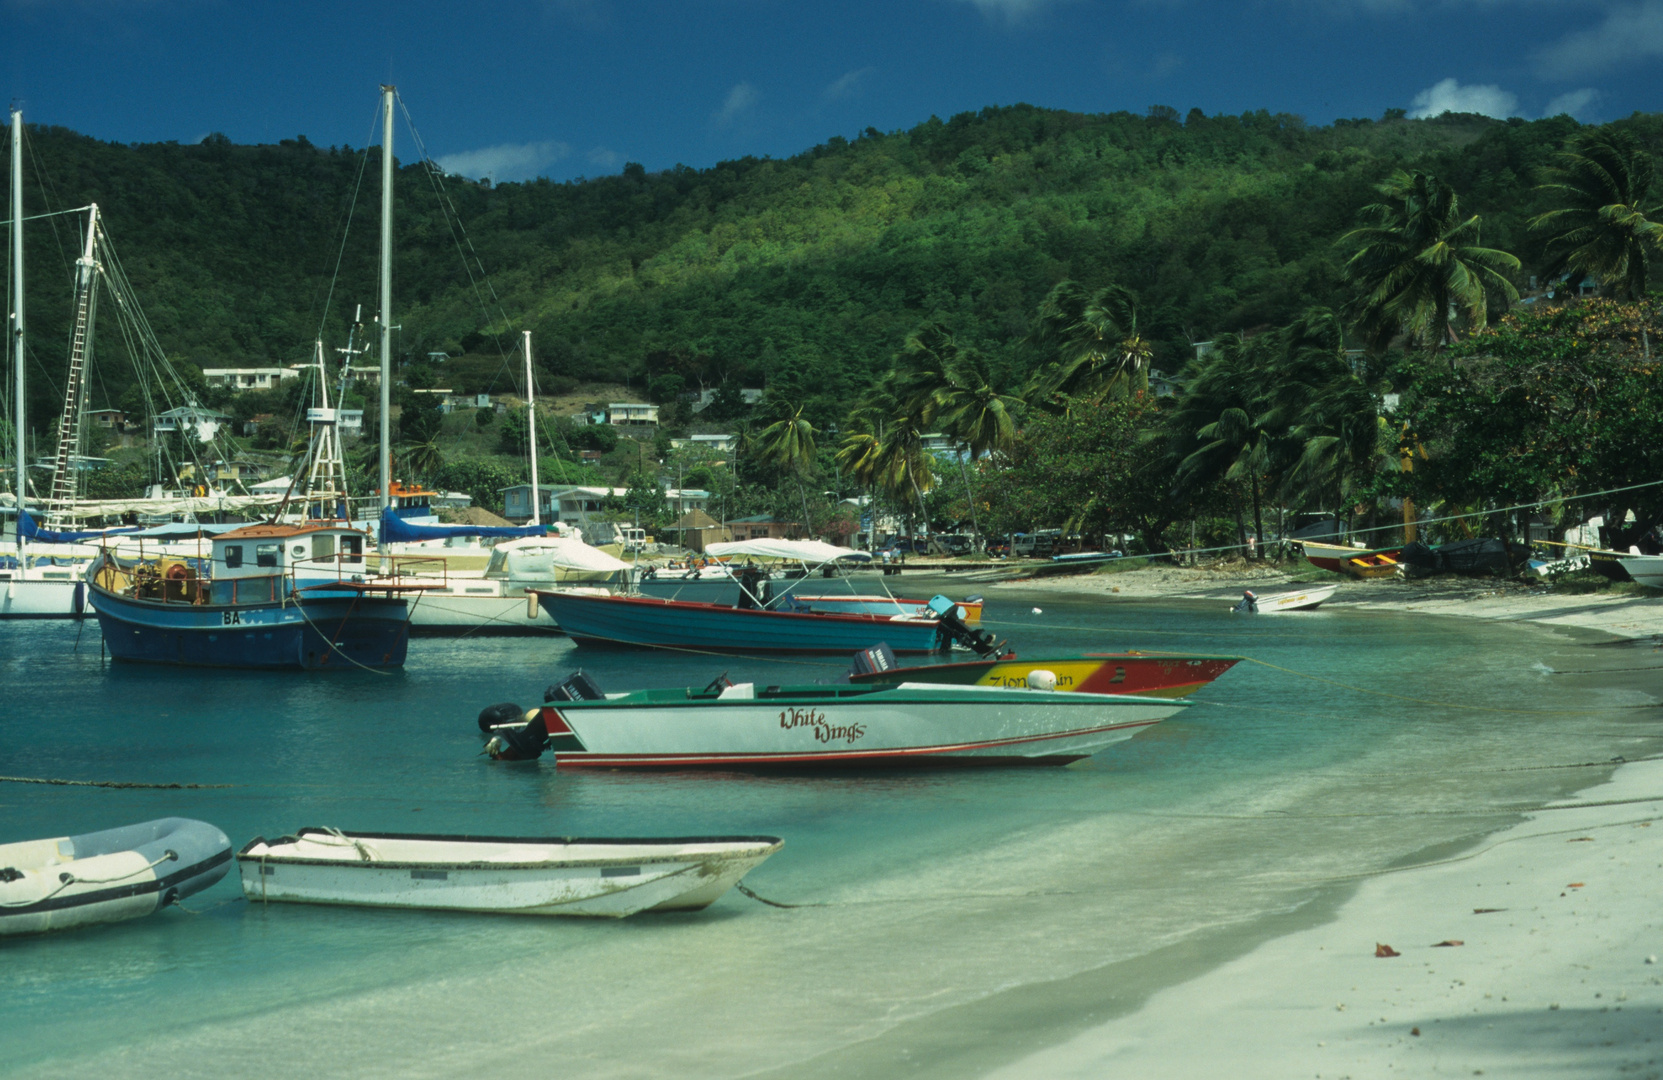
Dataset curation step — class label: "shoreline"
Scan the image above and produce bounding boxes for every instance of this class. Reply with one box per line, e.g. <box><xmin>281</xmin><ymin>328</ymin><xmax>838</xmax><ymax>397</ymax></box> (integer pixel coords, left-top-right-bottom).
<box><xmin>989</xmin><ymin>562</ymin><xmax>1663</xmax><ymax>641</ymax></box>
<box><xmin>961</xmin><ymin>566</ymin><xmax>1663</xmax><ymax>1078</ymax></box>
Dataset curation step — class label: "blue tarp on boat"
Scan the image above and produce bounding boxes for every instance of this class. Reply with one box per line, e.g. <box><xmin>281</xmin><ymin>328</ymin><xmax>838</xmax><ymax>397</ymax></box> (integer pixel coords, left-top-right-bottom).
<box><xmin>18</xmin><ymin>509</ymin><xmax>143</xmax><ymax>544</ymax></box>
<box><xmin>379</xmin><ymin>507</ymin><xmax>548</xmax><ymax>544</ymax></box>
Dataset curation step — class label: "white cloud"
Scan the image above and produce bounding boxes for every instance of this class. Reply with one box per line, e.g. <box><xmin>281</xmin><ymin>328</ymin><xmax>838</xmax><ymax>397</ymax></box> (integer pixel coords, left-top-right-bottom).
<box><xmin>951</xmin><ymin>0</ymin><xmax>1071</xmax><ymax>22</ymax></box>
<box><xmin>435</xmin><ymin>140</ymin><xmax>570</xmax><ymax>182</ymax></box>
<box><xmin>822</xmin><ymin>67</ymin><xmax>874</xmax><ymax>102</ymax></box>
<box><xmin>1407</xmin><ymin>78</ymin><xmax>1519</xmax><ymax>119</ymax></box>
<box><xmin>713</xmin><ymin>82</ymin><xmax>758</xmax><ymax>127</ymax></box>
<box><xmin>1543</xmin><ymin>87</ymin><xmax>1601</xmax><ymax>119</ymax></box>
<box><xmin>1535</xmin><ymin>0</ymin><xmax>1663</xmax><ymax>79</ymax></box>
<box><xmin>586</xmin><ymin>147</ymin><xmax>620</xmax><ymax>169</ymax></box>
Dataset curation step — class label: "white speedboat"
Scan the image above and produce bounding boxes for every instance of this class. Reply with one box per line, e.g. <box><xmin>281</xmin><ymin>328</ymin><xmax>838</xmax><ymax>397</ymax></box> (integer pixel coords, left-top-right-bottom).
<box><xmin>1232</xmin><ymin>584</ymin><xmax>1338</xmax><ymax>613</ymax></box>
<box><xmin>237</xmin><ymin>829</ymin><xmax>782</xmax><ymax>918</ymax></box>
<box><xmin>0</xmin><ymin>817</ymin><xmax>232</xmax><ymax>936</ymax></box>
<box><xmin>486</xmin><ymin>679</ymin><xmax>1187</xmax><ymax>769</ymax></box>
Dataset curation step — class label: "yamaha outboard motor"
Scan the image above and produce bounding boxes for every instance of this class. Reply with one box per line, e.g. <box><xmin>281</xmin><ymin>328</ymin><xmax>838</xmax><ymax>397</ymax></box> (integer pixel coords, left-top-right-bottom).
<box><xmin>925</xmin><ymin>595</ymin><xmax>1001</xmax><ymax>655</ymax></box>
<box><xmin>486</xmin><ymin>711</ymin><xmax>549</xmax><ymax>761</ymax></box>
<box><xmin>545</xmin><ymin>669</ymin><xmax>605</xmax><ymax>703</ymax></box>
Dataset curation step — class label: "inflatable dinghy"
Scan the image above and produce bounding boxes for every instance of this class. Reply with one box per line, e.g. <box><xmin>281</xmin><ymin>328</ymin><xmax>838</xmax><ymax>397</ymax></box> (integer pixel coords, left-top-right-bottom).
<box><xmin>0</xmin><ymin>817</ymin><xmax>232</xmax><ymax>936</ymax></box>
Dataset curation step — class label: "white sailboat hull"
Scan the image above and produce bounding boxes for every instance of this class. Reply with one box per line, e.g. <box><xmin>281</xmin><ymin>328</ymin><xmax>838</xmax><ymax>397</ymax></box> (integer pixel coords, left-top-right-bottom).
<box><xmin>0</xmin><ymin>568</ymin><xmax>86</xmax><ymax>618</ymax></box>
<box><xmin>238</xmin><ymin>831</ymin><xmax>782</xmax><ymax>918</ymax></box>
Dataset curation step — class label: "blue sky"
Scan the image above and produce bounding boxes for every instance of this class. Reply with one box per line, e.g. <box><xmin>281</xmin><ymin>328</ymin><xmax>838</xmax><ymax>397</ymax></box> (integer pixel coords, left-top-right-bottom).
<box><xmin>2</xmin><ymin>0</ymin><xmax>1656</xmax><ymax>183</ymax></box>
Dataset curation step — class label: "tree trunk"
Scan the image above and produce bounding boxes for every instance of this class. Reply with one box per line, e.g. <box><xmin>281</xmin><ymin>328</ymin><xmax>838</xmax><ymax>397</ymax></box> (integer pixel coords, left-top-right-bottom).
<box><xmin>798</xmin><ymin>477</ymin><xmax>813</xmax><ymax>540</ymax></box>
<box><xmin>957</xmin><ymin>449</ymin><xmax>979</xmax><ymax>537</ymax></box>
<box><xmin>1250</xmin><ymin>473</ymin><xmax>1264</xmax><ymax>561</ymax></box>
<box><xmin>1233</xmin><ymin>487</ymin><xmax>1247</xmax><ymax>559</ymax></box>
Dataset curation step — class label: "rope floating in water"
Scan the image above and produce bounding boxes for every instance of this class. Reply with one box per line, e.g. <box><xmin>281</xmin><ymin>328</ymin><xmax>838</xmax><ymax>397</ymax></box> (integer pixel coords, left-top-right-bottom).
<box><xmin>0</xmin><ymin>775</ymin><xmax>234</xmax><ymax>789</ymax></box>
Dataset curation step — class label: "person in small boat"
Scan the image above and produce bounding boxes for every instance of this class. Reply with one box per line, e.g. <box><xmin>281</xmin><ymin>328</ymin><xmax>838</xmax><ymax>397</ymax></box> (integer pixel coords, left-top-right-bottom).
<box><xmin>1233</xmin><ymin>590</ymin><xmax>1258</xmax><ymax>614</ymax></box>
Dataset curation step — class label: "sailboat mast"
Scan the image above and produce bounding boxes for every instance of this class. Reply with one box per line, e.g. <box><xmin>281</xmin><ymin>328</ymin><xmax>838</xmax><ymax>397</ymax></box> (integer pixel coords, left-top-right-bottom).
<box><xmin>10</xmin><ymin>109</ymin><xmax>24</xmax><ymax>552</ymax></box>
<box><xmin>524</xmin><ymin>330</ymin><xmax>538</xmax><ymax>526</ymax></box>
<box><xmin>378</xmin><ymin>84</ymin><xmax>394</xmax><ymax>551</ymax></box>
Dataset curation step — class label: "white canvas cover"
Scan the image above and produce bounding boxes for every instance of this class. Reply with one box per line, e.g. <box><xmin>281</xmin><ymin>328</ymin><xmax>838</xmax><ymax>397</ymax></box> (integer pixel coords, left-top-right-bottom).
<box><xmin>704</xmin><ymin>538</ymin><xmax>871</xmax><ymax>564</ymax></box>
<box><xmin>488</xmin><ymin>536</ymin><xmax>632</xmax><ymax>577</ymax></box>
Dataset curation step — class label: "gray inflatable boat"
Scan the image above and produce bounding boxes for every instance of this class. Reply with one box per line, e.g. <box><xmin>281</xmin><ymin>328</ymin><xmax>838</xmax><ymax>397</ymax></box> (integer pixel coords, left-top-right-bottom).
<box><xmin>0</xmin><ymin>817</ymin><xmax>232</xmax><ymax>936</ymax></box>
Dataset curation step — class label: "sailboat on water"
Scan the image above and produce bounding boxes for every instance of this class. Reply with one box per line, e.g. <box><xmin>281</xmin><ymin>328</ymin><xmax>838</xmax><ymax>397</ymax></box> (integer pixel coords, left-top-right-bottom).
<box><xmin>343</xmin><ymin>86</ymin><xmax>628</xmax><ymax>633</ymax></box>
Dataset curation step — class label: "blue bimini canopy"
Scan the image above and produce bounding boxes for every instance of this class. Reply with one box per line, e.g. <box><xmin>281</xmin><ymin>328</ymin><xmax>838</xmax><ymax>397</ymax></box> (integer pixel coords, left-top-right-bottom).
<box><xmin>379</xmin><ymin>507</ymin><xmax>549</xmax><ymax>544</ymax></box>
<box><xmin>18</xmin><ymin>509</ymin><xmax>144</xmax><ymax>544</ymax></box>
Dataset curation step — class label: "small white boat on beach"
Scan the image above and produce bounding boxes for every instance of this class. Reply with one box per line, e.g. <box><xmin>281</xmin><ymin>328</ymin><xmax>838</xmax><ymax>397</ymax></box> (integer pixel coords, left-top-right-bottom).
<box><xmin>237</xmin><ymin>829</ymin><xmax>783</xmax><ymax>918</ymax></box>
<box><xmin>1617</xmin><ymin>552</ymin><xmax>1663</xmax><ymax>588</ymax></box>
<box><xmin>1232</xmin><ymin>584</ymin><xmax>1338</xmax><ymax>613</ymax></box>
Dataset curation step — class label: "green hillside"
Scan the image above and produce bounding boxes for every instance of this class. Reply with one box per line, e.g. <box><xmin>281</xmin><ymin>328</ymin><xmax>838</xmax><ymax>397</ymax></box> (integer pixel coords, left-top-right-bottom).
<box><xmin>13</xmin><ymin>104</ymin><xmax>1653</xmax><ymax>430</ymax></box>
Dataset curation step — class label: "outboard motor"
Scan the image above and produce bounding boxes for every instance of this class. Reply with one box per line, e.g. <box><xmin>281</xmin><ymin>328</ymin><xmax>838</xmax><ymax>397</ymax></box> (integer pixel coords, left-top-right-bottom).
<box><xmin>846</xmin><ymin>642</ymin><xmax>900</xmax><ymax>683</ymax></box>
<box><xmin>1232</xmin><ymin>590</ymin><xmax>1259</xmax><ymax>614</ymax></box>
<box><xmin>485</xmin><ymin>711</ymin><xmax>549</xmax><ymax>761</ymax></box>
<box><xmin>925</xmin><ymin>595</ymin><xmax>1001</xmax><ymax>655</ymax></box>
<box><xmin>545</xmin><ymin>669</ymin><xmax>605</xmax><ymax>703</ymax></box>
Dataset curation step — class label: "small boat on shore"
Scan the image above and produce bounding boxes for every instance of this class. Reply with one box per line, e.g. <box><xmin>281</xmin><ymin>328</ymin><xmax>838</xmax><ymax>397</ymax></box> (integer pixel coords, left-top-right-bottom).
<box><xmin>483</xmin><ymin>678</ymin><xmax>1187</xmax><ymax>769</ymax></box>
<box><xmin>847</xmin><ymin>650</ymin><xmax>1239</xmax><ymax>697</ymax></box>
<box><xmin>1617</xmin><ymin>552</ymin><xmax>1663</xmax><ymax>588</ymax></box>
<box><xmin>1299</xmin><ymin>541</ymin><xmax>1400</xmax><ymax>577</ymax></box>
<box><xmin>0</xmin><ymin>817</ymin><xmax>232</xmax><ymax>936</ymax></box>
<box><xmin>1233</xmin><ymin>584</ymin><xmax>1338</xmax><ymax>613</ymax></box>
<box><xmin>237</xmin><ymin>829</ymin><xmax>782</xmax><ymax>918</ymax></box>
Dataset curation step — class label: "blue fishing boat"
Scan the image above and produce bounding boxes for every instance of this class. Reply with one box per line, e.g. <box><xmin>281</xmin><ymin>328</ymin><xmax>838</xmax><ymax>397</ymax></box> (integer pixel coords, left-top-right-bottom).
<box><xmin>86</xmin><ymin>522</ymin><xmax>423</xmax><ymax>669</ymax></box>
<box><xmin>531</xmin><ymin>589</ymin><xmax>948</xmax><ymax>653</ymax></box>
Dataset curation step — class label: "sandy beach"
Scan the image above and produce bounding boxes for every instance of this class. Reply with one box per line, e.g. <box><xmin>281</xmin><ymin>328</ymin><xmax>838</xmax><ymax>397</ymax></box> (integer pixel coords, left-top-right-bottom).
<box><xmin>977</xmin><ymin>565</ymin><xmax>1663</xmax><ymax>1078</ymax></box>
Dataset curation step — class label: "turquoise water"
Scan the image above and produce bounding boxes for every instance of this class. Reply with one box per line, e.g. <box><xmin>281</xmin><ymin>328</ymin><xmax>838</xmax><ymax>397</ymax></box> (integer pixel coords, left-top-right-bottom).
<box><xmin>1</xmin><ymin>595</ymin><xmax>1652</xmax><ymax>1078</ymax></box>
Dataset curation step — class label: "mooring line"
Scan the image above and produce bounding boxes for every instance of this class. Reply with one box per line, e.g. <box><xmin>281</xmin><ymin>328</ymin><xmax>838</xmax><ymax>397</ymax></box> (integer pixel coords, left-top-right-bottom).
<box><xmin>0</xmin><ymin>775</ymin><xmax>234</xmax><ymax>789</ymax></box>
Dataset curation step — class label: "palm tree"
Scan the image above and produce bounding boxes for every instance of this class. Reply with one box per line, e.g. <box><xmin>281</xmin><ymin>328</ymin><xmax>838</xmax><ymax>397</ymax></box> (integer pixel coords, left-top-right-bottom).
<box><xmin>932</xmin><ymin>353</ymin><xmax>1021</xmax><ymax>538</ymax></box>
<box><xmin>1531</xmin><ymin>128</ymin><xmax>1663</xmax><ymax>300</ymax></box>
<box><xmin>403</xmin><ymin>437</ymin><xmax>444</xmax><ymax>482</ymax></box>
<box><xmin>1169</xmin><ymin>335</ymin><xmax>1273</xmax><ymax>556</ymax></box>
<box><xmin>837</xmin><ymin>387</ymin><xmax>934</xmax><ymax>540</ymax></box>
<box><xmin>1026</xmin><ymin>280</ymin><xmax>1152</xmax><ymax>409</ymax></box>
<box><xmin>1341</xmin><ymin>170</ymin><xmax>1520</xmax><ymax>350</ymax></box>
<box><xmin>757</xmin><ymin>402</ymin><xmax>818</xmax><ymax>535</ymax></box>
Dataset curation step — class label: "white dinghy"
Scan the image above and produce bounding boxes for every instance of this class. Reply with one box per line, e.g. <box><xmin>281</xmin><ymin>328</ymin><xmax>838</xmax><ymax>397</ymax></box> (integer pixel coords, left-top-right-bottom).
<box><xmin>238</xmin><ymin>829</ymin><xmax>783</xmax><ymax>918</ymax></box>
<box><xmin>1231</xmin><ymin>583</ymin><xmax>1339</xmax><ymax>613</ymax></box>
<box><xmin>0</xmin><ymin>817</ymin><xmax>233</xmax><ymax>936</ymax></box>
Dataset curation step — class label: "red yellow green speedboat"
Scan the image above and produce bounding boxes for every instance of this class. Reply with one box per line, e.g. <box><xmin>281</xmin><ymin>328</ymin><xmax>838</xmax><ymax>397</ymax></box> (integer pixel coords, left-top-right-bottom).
<box><xmin>848</xmin><ymin>651</ymin><xmax>1240</xmax><ymax>698</ymax></box>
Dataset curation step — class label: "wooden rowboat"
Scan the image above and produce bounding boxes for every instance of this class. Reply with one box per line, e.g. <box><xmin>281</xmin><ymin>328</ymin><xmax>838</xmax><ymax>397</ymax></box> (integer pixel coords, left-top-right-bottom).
<box><xmin>238</xmin><ymin>829</ymin><xmax>782</xmax><ymax>918</ymax></box>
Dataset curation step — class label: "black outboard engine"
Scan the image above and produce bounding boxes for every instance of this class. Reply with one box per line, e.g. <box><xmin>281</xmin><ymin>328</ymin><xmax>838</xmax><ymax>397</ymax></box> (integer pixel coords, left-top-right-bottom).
<box><xmin>486</xmin><ymin>712</ymin><xmax>549</xmax><ymax>761</ymax></box>
<box><xmin>925</xmin><ymin>595</ymin><xmax>1001</xmax><ymax>656</ymax></box>
<box><xmin>545</xmin><ymin>669</ymin><xmax>605</xmax><ymax>703</ymax></box>
<box><xmin>1233</xmin><ymin>590</ymin><xmax>1259</xmax><ymax>614</ymax></box>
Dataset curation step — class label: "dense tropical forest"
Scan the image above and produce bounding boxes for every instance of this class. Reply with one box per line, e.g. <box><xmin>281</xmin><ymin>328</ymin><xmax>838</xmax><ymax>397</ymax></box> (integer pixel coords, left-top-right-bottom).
<box><xmin>10</xmin><ymin>102</ymin><xmax>1663</xmax><ymax>554</ymax></box>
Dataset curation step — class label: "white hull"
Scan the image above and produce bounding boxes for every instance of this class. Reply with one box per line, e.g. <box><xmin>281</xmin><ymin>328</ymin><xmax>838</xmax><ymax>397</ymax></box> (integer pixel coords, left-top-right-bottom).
<box><xmin>0</xmin><ymin>569</ymin><xmax>86</xmax><ymax>618</ymax></box>
<box><xmin>1251</xmin><ymin>584</ymin><xmax>1339</xmax><ymax>612</ymax></box>
<box><xmin>238</xmin><ymin>831</ymin><xmax>782</xmax><ymax>918</ymax></box>
<box><xmin>543</xmin><ymin>684</ymin><xmax>1186</xmax><ymax>768</ymax></box>
<box><xmin>403</xmin><ymin>583</ymin><xmax>612</xmax><ymax>632</ymax></box>
<box><xmin>1619</xmin><ymin>555</ymin><xmax>1663</xmax><ymax>588</ymax></box>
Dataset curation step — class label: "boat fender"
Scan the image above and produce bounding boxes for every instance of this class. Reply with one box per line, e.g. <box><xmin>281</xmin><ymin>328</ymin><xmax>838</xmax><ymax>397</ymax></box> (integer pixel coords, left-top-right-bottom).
<box><xmin>1026</xmin><ymin>669</ymin><xmax>1057</xmax><ymax>692</ymax></box>
<box><xmin>477</xmin><ymin>702</ymin><xmax>524</xmax><ymax>732</ymax></box>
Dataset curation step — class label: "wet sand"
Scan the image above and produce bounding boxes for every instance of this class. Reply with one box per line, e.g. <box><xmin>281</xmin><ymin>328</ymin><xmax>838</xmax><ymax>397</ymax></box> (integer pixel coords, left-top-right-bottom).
<box><xmin>971</xmin><ymin>566</ymin><xmax>1663</xmax><ymax>1079</ymax></box>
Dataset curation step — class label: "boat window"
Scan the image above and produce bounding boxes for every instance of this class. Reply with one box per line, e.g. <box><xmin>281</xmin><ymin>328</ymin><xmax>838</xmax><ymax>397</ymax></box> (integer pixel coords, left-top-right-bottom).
<box><xmin>256</xmin><ymin>543</ymin><xmax>281</xmax><ymax>568</ymax></box>
<box><xmin>312</xmin><ymin>534</ymin><xmax>335</xmax><ymax>561</ymax></box>
<box><xmin>224</xmin><ymin>545</ymin><xmax>243</xmax><ymax>569</ymax></box>
<box><xmin>341</xmin><ymin>535</ymin><xmax>362</xmax><ymax>565</ymax></box>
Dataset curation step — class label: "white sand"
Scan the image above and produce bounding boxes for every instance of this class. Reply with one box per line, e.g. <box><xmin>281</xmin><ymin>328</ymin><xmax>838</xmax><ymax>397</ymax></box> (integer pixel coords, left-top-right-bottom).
<box><xmin>981</xmin><ymin>566</ymin><xmax>1663</xmax><ymax>1078</ymax></box>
